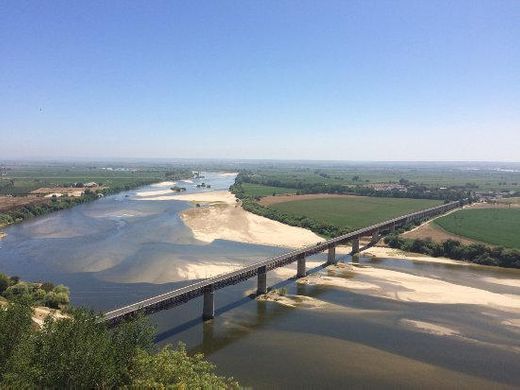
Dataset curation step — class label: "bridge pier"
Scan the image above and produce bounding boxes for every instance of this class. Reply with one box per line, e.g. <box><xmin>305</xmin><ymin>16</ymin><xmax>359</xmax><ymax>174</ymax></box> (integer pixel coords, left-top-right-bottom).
<box><xmin>257</xmin><ymin>265</ymin><xmax>267</xmax><ymax>295</ymax></box>
<box><xmin>297</xmin><ymin>255</ymin><xmax>306</xmax><ymax>278</ymax></box>
<box><xmin>351</xmin><ymin>238</ymin><xmax>360</xmax><ymax>254</ymax></box>
<box><xmin>370</xmin><ymin>231</ymin><xmax>380</xmax><ymax>245</ymax></box>
<box><xmin>327</xmin><ymin>246</ymin><xmax>337</xmax><ymax>264</ymax></box>
<box><xmin>202</xmin><ymin>284</ymin><xmax>215</xmax><ymax>321</ymax></box>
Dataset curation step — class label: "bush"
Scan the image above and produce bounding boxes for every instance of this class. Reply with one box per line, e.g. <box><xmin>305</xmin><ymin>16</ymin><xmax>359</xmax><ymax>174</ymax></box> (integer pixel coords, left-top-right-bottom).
<box><xmin>0</xmin><ymin>273</ymin><xmax>11</xmax><ymax>293</ymax></box>
<box><xmin>385</xmin><ymin>235</ymin><xmax>520</xmax><ymax>269</ymax></box>
<box><xmin>0</xmin><ymin>307</ymin><xmax>239</xmax><ymax>388</ymax></box>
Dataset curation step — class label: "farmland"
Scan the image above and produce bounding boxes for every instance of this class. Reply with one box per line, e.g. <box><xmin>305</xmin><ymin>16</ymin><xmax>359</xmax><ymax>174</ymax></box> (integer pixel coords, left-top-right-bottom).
<box><xmin>434</xmin><ymin>208</ymin><xmax>520</xmax><ymax>249</ymax></box>
<box><xmin>269</xmin><ymin>196</ymin><xmax>442</xmax><ymax>232</ymax></box>
<box><xmin>240</xmin><ymin>183</ymin><xmax>297</xmax><ymax>197</ymax></box>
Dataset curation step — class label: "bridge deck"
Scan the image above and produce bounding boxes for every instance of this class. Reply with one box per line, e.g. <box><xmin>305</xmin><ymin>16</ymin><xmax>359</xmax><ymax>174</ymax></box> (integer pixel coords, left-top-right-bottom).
<box><xmin>103</xmin><ymin>200</ymin><xmax>461</xmax><ymax>324</ymax></box>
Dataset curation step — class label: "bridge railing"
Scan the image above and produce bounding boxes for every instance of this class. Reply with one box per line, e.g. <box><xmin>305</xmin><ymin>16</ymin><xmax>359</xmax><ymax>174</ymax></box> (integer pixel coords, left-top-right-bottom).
<box><xmin>103</xmin><ymin>199</ymin><xmax>464</xmax><ymax>324</ymax></box>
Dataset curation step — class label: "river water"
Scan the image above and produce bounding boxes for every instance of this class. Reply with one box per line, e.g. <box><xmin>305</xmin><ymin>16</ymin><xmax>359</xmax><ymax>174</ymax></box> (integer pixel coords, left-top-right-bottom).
<box><xmin>0</xmin><ymin>172</ymin><xmax>519</xmax><ymax>389</ymax></box>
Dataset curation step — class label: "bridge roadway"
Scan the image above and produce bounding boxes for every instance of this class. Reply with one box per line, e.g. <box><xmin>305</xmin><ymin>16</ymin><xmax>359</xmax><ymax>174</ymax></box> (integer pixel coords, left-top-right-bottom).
<box><xmin>103</xmin><ymin>200</ymin><xmax>463</xmax><ymax>325</ymax></box>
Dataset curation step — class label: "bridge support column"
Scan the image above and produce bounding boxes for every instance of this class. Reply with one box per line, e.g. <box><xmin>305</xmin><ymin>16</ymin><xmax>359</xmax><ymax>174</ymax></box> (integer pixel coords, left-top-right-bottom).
<box><xmin>296</xmin><ymin>255</ymin><xmax>306</xmax><ymax>278</ymax></box>
<box><xmin>351</xmin><ymin>238</ymin><xmax>360</xmax><ymax>254</ymax></box>
<box><xmin>327</xmin><ymin>246</ymin><xmax>337</xmax><ymax>264</ymax></box>
<box><xmin>257</xmin><ymin>266</ymin><xmax>267</xmax><ymax>295</ymax></box>
<box><xmin>202</xmin><ymin>284</ymin><xmax>215</xmax><ymax>321</ymax></box>
<box><xmin>370</xmin><ymin>231</ymin><xmax>380</xmax><ymax>245</ymax></box>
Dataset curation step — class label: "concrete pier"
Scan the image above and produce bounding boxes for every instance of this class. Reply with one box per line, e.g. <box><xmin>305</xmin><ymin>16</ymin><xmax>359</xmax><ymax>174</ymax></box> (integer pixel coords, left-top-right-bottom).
<box><xmin>257</xmin><ymin>265</ymin><xmax>267</xmax><ymax>295</ymax></box>
<box><xmin>102</xmin><ymin>200</ymin><xmax>463</xmax><ymax>326</ymax></box>
<box><xmin>202</xmin><ymin>285</ymin><xmax>215</xmax><ymax>321</ymax></box>
<box><xmin>371</xmin><ymin>231</ymin><xmax>380</xmax><ymax>244</ymax></box>
<box><xmin>327</xmin><ymin>246</ymin><xmax>336</xmax><ymax>264</ymax></box>
<box><xmin>352</xmin><ymin>238</ymin><xmax>360</xmax><ymax>254</ymax></box>
<box><xmin>297</xmin><ymin>255</ymin><xmax>306</xmax><ymax>278</ymax></box>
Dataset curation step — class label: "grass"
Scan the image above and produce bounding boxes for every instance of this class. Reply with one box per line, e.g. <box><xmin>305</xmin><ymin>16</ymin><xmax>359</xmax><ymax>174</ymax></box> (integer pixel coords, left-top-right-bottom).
<box><xmin>434</xmin><ymin>208</ymin><xmax>520</xmax><ymax>249</ymax></box>
<box><xmin>241</xmin><ymin>183</ymin><xmax>297</xmax><ymax>197</ymax></box>
<box><xmin>269</xmin><ymin>196</ymin><xmax>442</xmax><ymax>231</ymax></box>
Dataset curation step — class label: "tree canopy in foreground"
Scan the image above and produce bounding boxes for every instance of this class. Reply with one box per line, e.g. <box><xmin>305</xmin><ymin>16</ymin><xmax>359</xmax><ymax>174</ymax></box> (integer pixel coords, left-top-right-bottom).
<box><xmin>0</xmin><ymin>299</ymin><xmax>239</xmax><ymax>389</ymax></box>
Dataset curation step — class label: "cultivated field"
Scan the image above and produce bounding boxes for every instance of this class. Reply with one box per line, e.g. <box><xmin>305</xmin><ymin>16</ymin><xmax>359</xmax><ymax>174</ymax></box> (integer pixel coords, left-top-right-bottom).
<box><xmin>269</xmin><ymin>196</ymin><xmax>442</xmax><ymax>231</ymax></box>
<box><xmin>434</xmin><ymin>209</ymin><xmax>520</xmax><ymax>249</ymax></box>
<box><xmin>240</xmin><ymin>183</ymin><xmax>296</xmax><ymax>197</ymax></box>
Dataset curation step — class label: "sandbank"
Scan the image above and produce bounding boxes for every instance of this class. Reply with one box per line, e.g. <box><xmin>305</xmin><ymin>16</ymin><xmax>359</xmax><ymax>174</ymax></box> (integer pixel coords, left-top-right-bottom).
<box><xmin>299</xmin><ymin>264</ymin><xmax>520</xmax><ymax>312</ymax></box>
<box><xmin>179</xmin><ymin>191</ymin><xmax>323</xmax><ymax>248</ymax></box>
<box><xmin>400</xmin><ymin>319</ymin><xmax>460</xmax><ymax>336</ymax></box>
<box><xmin>361</xmin><ymin>246</ymin><xmax>471</xmax><ymax>266</ymax></box>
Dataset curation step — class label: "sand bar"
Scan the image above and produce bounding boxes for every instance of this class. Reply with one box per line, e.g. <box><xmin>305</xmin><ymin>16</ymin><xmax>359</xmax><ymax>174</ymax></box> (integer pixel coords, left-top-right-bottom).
<box><xmin>178</xmin><ymin>191</ymin><xmax>323</xmax><ymax>248</ymax></box>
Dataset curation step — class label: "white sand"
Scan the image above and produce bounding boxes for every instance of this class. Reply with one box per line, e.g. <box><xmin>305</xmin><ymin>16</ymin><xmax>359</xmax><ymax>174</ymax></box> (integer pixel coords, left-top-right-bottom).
<box><xmin>481</xmin><ymin>277</ymin><xmax>520</xmax><ymax>288</ymax></box>
<box><xmin>178</xmin><ymin>191</ymin><xmax>323</xmax><ymax>248</ymax></box>
<box><xmin>32</xmin><ymin>306</ymin><xmax>69</xmax><ymax>328</ymax></box>
<box><xmin>150</xmin><ymin>181</ymin><xmax>176</xmax><ymax>187</ymax></box>
<box><xmin>400</xmin><ymin>319</ymin><xmax>460</xmax><ymax>336</ymax></box>
<box><xmin>135</xmin><ymin>188</ymin><xmax>179</xmax><ymax>197</ymax></box>
<box><xmin>300</xmin><ymin>264</ymin><xmax>520</xmax><ymax>312</ymax></box>
<box><xmin>257</xmin><ymin>291</ymin><xmax>329</xmax><ymax>309</ymax></box>
<box><xmin>176</xmin><ymin>262</ymin><xmax>244</xmax><ymax>280</ymax></box>
<box><xmin>501</xmin><ymin>319</ymin><xmax>520</xmax><ymax>328</ymax></box>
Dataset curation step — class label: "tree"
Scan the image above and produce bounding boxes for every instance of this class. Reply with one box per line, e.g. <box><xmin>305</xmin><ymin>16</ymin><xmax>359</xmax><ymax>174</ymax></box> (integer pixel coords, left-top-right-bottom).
<box><xmin>0</xmin><ymin>272</ymin><xmax>11</xmax><ymax>293</ymax></box>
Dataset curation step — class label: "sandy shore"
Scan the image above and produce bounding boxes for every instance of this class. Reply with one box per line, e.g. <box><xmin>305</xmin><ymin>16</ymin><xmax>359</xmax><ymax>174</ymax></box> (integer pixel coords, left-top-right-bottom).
<box><xmin>361</xmin><ymin>246</ymin><xmax>473</xmax><ymax>266</ymax></box>
<box><xmin>298</xmin><ymin>263</ymin><xmax>520</xmax><ymax>312</ymax></box>
<box><xmin>178</xmin><ymin>191</ymin><xmax>323</xmax><ymax>248</ymax></box>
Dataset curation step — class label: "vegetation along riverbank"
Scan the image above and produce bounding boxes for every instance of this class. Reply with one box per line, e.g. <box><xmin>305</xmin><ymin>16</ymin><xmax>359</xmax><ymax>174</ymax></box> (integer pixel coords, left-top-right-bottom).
<box><xmin>0</xmin><ymin>163</ymin><xmax>193</xmax><ymax>229</ymax></box>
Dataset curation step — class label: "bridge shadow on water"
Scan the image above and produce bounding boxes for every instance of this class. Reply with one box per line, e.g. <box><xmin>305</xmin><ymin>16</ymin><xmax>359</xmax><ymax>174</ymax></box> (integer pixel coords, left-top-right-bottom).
<box><xmin>154</xmin><ymin>261</ymin><xmax>331</xmax><ymax>343</ymax></box>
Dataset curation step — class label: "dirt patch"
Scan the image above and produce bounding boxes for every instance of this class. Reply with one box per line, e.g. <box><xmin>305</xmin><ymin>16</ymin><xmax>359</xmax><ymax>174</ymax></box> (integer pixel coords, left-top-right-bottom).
<box><xmin>403</xmin><ymin>221</ymin><xmax>479</xmax><ymax>245</ymax></box>
<box><xmin>31</xmin><ymin>186</ymin><xmax>105</xmax><ymax>197</ymax></box>
<box><xmin>0</xmin><ymin>195</ymin><xmax>49</xmax><ymax>213</ymax></box>
<box><xmin>259</xmin><ymin>193</ymin><xmax>363</xmax><ymax>207</ymax></box>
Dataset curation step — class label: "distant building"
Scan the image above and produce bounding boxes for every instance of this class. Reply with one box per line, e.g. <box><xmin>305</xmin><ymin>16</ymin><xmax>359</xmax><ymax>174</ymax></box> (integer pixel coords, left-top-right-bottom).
<box><xmin>84</xmin><ymin>182</ymin><xmax>98</xmax><ymax>188</ymax></box>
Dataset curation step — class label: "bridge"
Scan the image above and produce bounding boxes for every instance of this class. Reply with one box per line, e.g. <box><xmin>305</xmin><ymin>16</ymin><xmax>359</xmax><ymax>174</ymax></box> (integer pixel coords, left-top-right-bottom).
<box><xmin>103</xmin><ymin>200</ymin><xmax>463</xmax><ymax>326</ymax></box>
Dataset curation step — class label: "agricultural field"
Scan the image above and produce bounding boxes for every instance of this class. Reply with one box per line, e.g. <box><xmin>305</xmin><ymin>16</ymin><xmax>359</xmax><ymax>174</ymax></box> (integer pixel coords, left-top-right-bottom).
<box><xmin>269</xmin><ymin>196</ymin><xmax>442</xmax><ymax>232</ymax></box>
<box><xmin>240</xmin><ymin>183</ymin><xmax>297</xmax><ymax>197</ymax></box>
<box><xmin>434</xmin><ymin>208</ymin><xmax>520</xmax><ymax>249</ymax></box>
<box><xmin>239</xmin><ymin>163</ymin><xmax>520</xmax><ymax>192</ymax></box>
<box><xmin>0</xmin><ymin>166</ymin><xmax>171</xmax><ymax>195</ymax></box>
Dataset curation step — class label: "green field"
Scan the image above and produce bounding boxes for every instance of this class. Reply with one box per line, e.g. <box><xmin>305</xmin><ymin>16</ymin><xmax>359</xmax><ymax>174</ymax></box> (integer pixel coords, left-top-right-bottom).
<box><xmin>0</xmin><ymin>164</ymin><xmax>193</xmax><ymax>195</ymax></box>
<box><xmin>241</xmin><ymin>183</ymin><xmax>297</xmax><ymax>197</ymax></box>
<box><xmin>435</xmin><ymin>208</ymin><xmax>520</xmax><ymax>249</ymax></box>
<box><xmin>270</xmin><ymin>196</ymin><xmax>442</xmax><ymax>231</ymax></box>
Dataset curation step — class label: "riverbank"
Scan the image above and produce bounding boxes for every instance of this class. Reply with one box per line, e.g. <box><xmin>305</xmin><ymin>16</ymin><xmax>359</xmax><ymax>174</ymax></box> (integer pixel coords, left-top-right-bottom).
<box><xmin>360</xmin><ymin>246</ymin><xmax>474</xmax><ymax>266</ymax></box>
<box><xmin>177</xmin><ymin>191</ymin><xmax>324</xmax><ymax>248</ymax></box>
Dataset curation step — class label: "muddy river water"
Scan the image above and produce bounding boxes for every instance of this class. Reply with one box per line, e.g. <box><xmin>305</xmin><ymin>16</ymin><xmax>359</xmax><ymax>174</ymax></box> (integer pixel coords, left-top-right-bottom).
<box><xmin>1</xmin><ymin>172</ymin><xmax>519</xmax><ymax>388</ymax></box>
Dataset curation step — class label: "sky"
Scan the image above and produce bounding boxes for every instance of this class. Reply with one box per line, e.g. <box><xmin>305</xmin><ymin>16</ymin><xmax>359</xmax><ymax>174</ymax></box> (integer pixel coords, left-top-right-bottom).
<box><xmin>1</xmin><ymin>0</ymin><xmax>519</xmax><ymax>161</ymax></box>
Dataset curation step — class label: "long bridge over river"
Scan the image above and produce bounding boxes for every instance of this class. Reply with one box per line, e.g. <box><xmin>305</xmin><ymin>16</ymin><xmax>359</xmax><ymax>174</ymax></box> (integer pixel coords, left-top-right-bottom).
<box><xmin>104</xmin><ymin>200</ymin><xmax>464</xmax><ymax>326</ymax></box>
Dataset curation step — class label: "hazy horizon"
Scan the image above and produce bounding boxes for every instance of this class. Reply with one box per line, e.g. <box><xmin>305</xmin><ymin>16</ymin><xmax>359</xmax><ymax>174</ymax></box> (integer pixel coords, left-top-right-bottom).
<box><xmin>1</xmin><ymin>1</ymin><xmax>519</xmax><ymax>161</ymax></box>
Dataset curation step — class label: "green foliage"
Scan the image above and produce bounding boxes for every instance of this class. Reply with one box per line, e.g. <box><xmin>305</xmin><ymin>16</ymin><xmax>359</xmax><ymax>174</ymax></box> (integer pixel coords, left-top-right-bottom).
<box><xmin>0</xmin><ymin>298</ymin><xmax>33</xmax><ymax>377</ymax></box>
<box><xmin>1</xmin><ymin>277</ymin><xmax>70</xmax><ymax>309</ymax></box>
<box><xmin>0</xmin><ymin>305</ymin><xmax>238</xmax><ymax>388</ymax></box>
<box><xmin>435</xmin><ymin>208</ymin><xmax>520</xmax><ymax>249</ymax></box>
<box><xmin>0</xmin><ymin>273</ymin><xmax>12</xmax><ymax>293</ymax></box>
<box><xmin>383</xmin><ymin>234</ymin><xmax>520</xmax><ymax>269</ymax></box>
<box><xmin>129</xmin><ymin>344</ymin><xmax>239</xmax><ymax>389</ymax></box>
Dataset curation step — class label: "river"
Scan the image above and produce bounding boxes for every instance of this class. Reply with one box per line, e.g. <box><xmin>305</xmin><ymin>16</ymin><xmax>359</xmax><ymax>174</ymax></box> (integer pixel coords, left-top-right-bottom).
<box><xmin>0</xmin><ymin>172</ymin><xmax>519</xmax><ymax>389</ymax></box>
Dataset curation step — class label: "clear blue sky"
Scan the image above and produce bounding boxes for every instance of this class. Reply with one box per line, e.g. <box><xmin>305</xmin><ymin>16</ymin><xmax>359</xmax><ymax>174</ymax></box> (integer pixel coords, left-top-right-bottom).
<box><xmin>1</xmin><ymin>0</ymin><xmax>519</xmax><ymax>161</ymax></box>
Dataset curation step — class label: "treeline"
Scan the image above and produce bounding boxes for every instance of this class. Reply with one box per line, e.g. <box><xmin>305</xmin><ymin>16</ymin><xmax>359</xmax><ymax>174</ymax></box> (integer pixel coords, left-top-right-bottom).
<box><xmin>0</xmin><ymin>300</ymin><xmax>239</xmax><ymax>388</ymax></box>
<box><xmin>231</xmin><ymin>182</ymin><xmax>347</xmax><ymax>237</ymax></box>
<box><xmin>236</xmin><ymin>171</ymin><xmax>472</xmax><ymax>201</ymax></box>
<box><xmin>384</xmin><ymin>235</ymin><xmax>520</xmax><ymax>269</ymax></box>
<box><xmin>0</xmin><ymin>273</ymin><xmax>69</xmax><ymax>309</ymax></box>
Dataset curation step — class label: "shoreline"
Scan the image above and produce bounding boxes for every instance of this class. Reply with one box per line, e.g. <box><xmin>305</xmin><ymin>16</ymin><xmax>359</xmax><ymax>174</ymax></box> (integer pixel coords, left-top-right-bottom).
<box><xmin>176</xmin><ymin>190</ymin><xmax>324</xmax><ymax>248</ymax></box>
